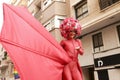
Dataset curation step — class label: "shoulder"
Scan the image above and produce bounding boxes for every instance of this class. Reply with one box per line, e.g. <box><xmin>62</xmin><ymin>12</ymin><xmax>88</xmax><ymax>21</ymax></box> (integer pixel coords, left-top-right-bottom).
<box><xmin>60</xmin><ymin>40</ymin><xmax>68</xmax><ymax>45</ymax></box>
<box><xmin>60</xmin><ymin>40</ymin><xmax>66</xmax><ymax>44</ymax></box>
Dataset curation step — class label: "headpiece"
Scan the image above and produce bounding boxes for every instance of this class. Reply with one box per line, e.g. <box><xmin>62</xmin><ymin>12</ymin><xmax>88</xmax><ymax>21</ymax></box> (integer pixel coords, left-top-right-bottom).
<box><xmin>60</xmin><ymin>18</ymin><xmax>81</xmax><ymax>38</ymax></box>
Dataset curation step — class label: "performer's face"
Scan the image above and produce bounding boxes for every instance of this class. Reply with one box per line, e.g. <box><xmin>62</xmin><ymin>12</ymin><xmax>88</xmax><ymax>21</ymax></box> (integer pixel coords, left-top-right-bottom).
<box><xmin>68</xmin><ymin>31</ymin><xmax>76</xmax><ymax>39</ymax></box>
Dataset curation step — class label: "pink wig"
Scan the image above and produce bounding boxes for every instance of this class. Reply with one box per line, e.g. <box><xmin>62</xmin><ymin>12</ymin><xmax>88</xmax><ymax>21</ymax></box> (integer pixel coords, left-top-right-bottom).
<box><xmin>60</xmin><ymin>18</ymin><xmax>81</xmax><ymax>38</ymax></box>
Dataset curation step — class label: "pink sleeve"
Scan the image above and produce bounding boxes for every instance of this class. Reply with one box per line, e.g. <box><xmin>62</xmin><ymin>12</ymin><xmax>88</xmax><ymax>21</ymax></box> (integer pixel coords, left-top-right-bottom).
<box><xmin>76</xmin><ymin>39</ymin><xmax>84</xmax><ymax>55</ymax></box>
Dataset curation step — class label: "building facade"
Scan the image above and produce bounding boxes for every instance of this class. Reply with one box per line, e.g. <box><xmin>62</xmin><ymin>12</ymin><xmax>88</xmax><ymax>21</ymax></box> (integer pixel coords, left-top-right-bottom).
<box><xmin>0</xmin><ymin>44</ymin><xmax>13</xmax><ymax>80</ymax></box>
<box><xmin>31</xmin><ymin>0</ymin><xmax>120</xmax><ymax>80</ymax></box>
<box><xmin>69</xmin><ymin>0</ymin><xmax>120</xmax><ymax>80</ymax></box>
<box><xmin>28</xmin><ymin>0</ymin><xmax>71</xmax><ymax>42</ymax></box>
<box><xmin>0</xmin><ymin>0</ymin><xmax>120</xmax><ymax>80</ymax></box>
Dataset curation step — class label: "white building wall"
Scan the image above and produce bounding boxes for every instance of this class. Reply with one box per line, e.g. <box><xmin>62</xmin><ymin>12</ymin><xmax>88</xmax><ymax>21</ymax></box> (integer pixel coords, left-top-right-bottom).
<box><xmin>94</xmin><ymin>71</ymin><xmax>98</xmax><ymax>80</ymax></box>
<box><xmin>79</xmin><ymin>35</ymin><xmax>94</xmax><ymax>66</ymax></box>
<box><xmin>94</xmin><ymin>23</ymin><xmax>120</xmax><ymax>58</ymax></box>
<box><xmin>109</xmin><ymin>69</ymin><xmax>120</xmax><ymax>80</ymax></box>
<box><xmin>79</xmin><ymin>22</ymin><xmax>120</xmax><ymax>66</ymax></box>
<box><xmin>102</xmin><ymin>24</ymin><xmax>119</xmax><ymax>50</ymax></box>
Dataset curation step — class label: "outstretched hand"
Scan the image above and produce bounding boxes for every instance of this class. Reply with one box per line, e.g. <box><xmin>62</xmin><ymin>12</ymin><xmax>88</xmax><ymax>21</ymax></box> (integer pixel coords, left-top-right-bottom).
<box><xmin>75</xmin><ymin>46</ymin><xmax>80</xmax><ymax>50</ymax></box>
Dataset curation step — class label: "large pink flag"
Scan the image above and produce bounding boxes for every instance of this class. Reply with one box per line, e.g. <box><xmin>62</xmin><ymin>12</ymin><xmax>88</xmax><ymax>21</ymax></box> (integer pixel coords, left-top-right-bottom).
<box><xmin>0</xmin><ymin>3</ymin><xmax>71</xmax><ymax>80</ymax></box>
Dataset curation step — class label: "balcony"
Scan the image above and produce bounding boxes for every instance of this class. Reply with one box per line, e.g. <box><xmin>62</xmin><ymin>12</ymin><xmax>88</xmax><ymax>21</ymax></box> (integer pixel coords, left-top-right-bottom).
<box><xmin>0</xmin><ymin>60</ymin><xmax>8</xmax><ymax>70</ymax></box>
<box><xmin>81</xmin><ymin>6</ymin><xmax>120</xmax><ymax>36</ymax></box>
<box><xmin>35</xmin><ymin>1</ymin><xmax>67</xmax><ymax>23</ymax></box>
<box><xmin>0</xmin><ymin>56</ymin><xmax>12</xmax><ymax>70</ymax></box>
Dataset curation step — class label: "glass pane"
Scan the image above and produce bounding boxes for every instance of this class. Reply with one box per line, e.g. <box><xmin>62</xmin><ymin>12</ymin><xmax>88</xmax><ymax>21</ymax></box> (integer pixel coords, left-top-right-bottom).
<box><xmin>74</xmin><ymin>0</ymin><xmax>88</xmax><ymax>19</ymax></box>
<box><xmin>77</xmin><ymin>8</ymin><xmax>82</xmax><ymax>15</ymax></box>
<box><xmin>82</xmin><ymin>4</ymin><xmax>88</xmax><ymax>12</ymax></box>
<box><xmin>99</xmin><ymin>0</ymin><xmax>110</xmax><ymax>9</ymax></box>
<box><xmin>98</xmin><ymin>35</ymin><xmax>103</xmax><ymax>46</ymax></box>
<box><xmin>93</xmin><ymin>33</ymin><xmax>103</xmax><ymax>48</ymax></box>
<box><xmin>93</xmin><ymin>35</ymin><xmax>99</xmax><ymax>48</ymax></box>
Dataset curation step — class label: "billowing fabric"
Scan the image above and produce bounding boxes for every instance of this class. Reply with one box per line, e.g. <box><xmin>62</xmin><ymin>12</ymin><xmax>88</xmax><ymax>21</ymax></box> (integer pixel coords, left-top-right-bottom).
<box><xmin>0</xmin><ymin>3</ymin><xmax>71</xmax><ymax>80</ymax></box>
<box><xmin>60</xmin><ymin>39</ymin><xmax>84</xmax><ymax>80</ymax></box>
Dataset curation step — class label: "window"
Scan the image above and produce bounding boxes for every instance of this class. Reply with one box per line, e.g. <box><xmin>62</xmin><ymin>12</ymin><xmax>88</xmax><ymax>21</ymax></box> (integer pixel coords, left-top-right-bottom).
<box><xmin>88</xmin><ymin>68</ymin><xmax>95</xmax><ymax>80</ymax></box>
<box><xmin>117</xmin><ymin>25</ymin><xmax>120</xmax><ymax>42</ymax></box>
<box><xmin>44</xmin><ymin>18</ymin><xmax>55</xmax><ymax>31</ymax></box>
<box><xmin>54</xmin><ymin>16</ymin><xmax>65</xmax><ymax>28</ymax></box>
<box><xmin>82</xmin><ymin>67</ymin><xmax>95</xmax><ymax>80</ymax></box>
<box><xmin>92</xmin><ymin>32</ymin><xmax>103</xmax><ymax>50</ymax></box>
<box><xmin>99</xmin><ymin>0</ymin><xmax>120</xmax><ymax>10</ymax></box>
<box><xmin>43</xmin><ymin>0</ymin><xmax>53</xmax><ymax>10</ymax></box>
<box><xmin>97</xmin><ymin>70</ymin><xmax>109</xmax><ymax>80</ymax></box>
<box><xmin>74</xmin><ymin>0</ymin><xmax>88</xmax><ymax>20</ymax></box>
<box><xmin>54</xmin><ymin>18</ymin><xmax>64</xmax><ymax>28</ymax></box>
<box><xmin>44</xmin><ymin>22</ymin><xmax>51</xmax><ymax>31</ymax></box>
<box><xmin>2</xmin><ymin>51</ymin><xmax>7</xmax><ymax>60</ymax></box>
<box><xmin>28</xmin><ymin>0</ymin><xmax>34</xmax><ymax>6</ymax></box>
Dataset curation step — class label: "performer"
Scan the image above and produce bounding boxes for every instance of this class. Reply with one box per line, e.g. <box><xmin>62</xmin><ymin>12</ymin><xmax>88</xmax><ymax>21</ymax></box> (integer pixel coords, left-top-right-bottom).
<box><xmin>60</xmin><ymin>18</ymin><xmax>84</xmax><ymax>80</ymax></box>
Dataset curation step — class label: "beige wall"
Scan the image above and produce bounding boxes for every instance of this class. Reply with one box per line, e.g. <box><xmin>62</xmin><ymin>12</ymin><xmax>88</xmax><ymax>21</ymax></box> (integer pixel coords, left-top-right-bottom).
<box><xmin>50</xmin><ymin>29</ymin><xmax>63</xmax><ymax>42</ymax></box>
<box><xmin>41</xmin><ymin>1</ymin><xmax>67</xmax><ymax>24</ymax></box>
<box><xmin>93</xmin><ymin>23</ymin><xmax>120</xmax><ymax>58</ymax></box>
<box><xmin>79</xmin><ymin>35</ymin><xmax>94</xmax><ymax>66</ymax></box>
<box><xmin>80</xmin><ymin>22</ymin><xmax>120</xmax><ymax>66</ymax></box>
<box><xmin>28</xmin><ymin>0</ymin><xmax>38</xmax><ymax>13</ymax></box>
<box><xmin>18</xmin><ymin>0</ymin><xmax>28</xmax><ymax>6</ymax></box>
<box><xmin>102</xmin><ymin>24</ymin><xmax>119</xmax><ymax>50</ymax></box>
<box><xmin>109</xmin><ymin>69</ymin><xmax>120</xmax><ymax>80</ymax></box>
<box><xmin>70</xmin><ymin>0</ymin><xmax>120</xmax><ymax>26</ymax></box>
<box><xmin>86</xmin><ymin>0</ymin><xmax>120</xmax><ymax>26</ymax></box>
<box><xmin>94</xmin><ymin>71</ymin><xmax>98</xmax><ymax>80</ymax></box>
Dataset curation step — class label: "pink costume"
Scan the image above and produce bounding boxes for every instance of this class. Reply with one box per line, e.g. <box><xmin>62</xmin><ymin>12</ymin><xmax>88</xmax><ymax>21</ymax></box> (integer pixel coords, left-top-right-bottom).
<box><xmin>1</xmin><ymin>5</ymin><xmax>83</xmax><ymax>80</ymax></box>
<box><xmin>60</xmin><ymin>18</ymin><xmax>84</xmax><ymax>80</ymax></box>
<box><xmin>60</xmin><ymin>39</ymin><xmax>84</xmax><ymax>80</ymax></box>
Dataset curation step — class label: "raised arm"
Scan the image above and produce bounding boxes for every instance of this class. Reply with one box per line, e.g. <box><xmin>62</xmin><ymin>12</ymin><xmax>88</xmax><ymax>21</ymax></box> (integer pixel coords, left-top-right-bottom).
<box><xmin>76</xmin><ymin>39</ymin><xmax>84</xmax><ymax>55</ymax></box>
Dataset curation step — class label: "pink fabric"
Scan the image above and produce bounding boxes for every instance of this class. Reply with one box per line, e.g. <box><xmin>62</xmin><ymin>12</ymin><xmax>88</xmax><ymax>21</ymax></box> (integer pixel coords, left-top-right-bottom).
<box><xmin>60</xmin><ymin>39</ymin><xmax>84</xmax><ymax>80</ymax></box>
<box><xmin>0</xmin><ymin>3</ymin><xmax>71</xmax><ymax>80</ymax></box>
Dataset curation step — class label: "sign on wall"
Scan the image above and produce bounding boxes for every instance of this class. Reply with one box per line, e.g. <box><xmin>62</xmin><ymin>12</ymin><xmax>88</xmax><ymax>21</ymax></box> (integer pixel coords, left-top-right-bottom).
<box><xmin>94</xmin><ymin>53</ymin><xmax>120</xmax><ymax>68</ymax></box>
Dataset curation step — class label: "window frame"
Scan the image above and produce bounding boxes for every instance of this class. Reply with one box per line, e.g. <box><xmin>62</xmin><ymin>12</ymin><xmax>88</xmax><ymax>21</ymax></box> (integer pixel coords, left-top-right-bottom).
<box><xmin>92</xmin><ymin>32</ymin><xmax>104</xmax><ymax>48</ymax></box>
<box><xmin>43</xmin><ymin>0</ymin><xmax>53</xmax><ymax>10</ymax></box>
<box><xmin>99</xmin><ymin>0</ymin><xmax>120</xmax><ymax>10</ymax></box>
<box><xmin>117</xmin><ymin>25</ymin><xmax>120</xmax><ymax>42</ymax></box>
<box><xmin>74</xmin><ymin>0</ymin><xmax>88</xmax><ymax>20</ymax></box>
